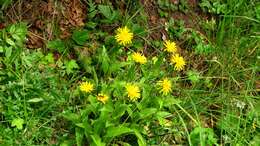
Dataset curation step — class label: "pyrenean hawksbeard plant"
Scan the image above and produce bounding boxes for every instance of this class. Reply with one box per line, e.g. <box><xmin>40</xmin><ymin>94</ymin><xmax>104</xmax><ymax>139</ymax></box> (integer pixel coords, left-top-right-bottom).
<box><xmin>72</xmin><ymin>25</ymin><xmax>188</xmax><ymax>145</ymax></box>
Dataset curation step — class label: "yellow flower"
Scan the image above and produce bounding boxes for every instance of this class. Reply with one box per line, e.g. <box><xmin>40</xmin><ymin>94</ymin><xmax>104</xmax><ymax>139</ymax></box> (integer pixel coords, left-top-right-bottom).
<box><xmin>79</xmin><ymin>81</ymin><xmax>94</xmax><ymax>93</ymax></box>
<box><xmin>132</xmin><ymin>52</ymin><xmax>147</xmax><ymax>64</ymax></box>
<box><xmin>97</xmin><ymin>93</ymin><xmax>109</xmax><ymax>104</ymax></box>
<box><xmin>170</xmin><ymin>54</ymin><xmax>186</xmax><ymax>71</ymax></box>
<box><xmin>157</xmin><ymin>78</ymin><xmax>172</xmax><ymax>95</ymax></box>
<box><xmin>164</xmin><ymin>40</ymin><xmax>177</xmax><ymax>53</ymax></box>
<box><xmin>125</xmin><ymin>83</ymin><xmax>141</xmax><ymax>101</ymax></box>
<box><xmin>115</xmin><ymin>26</ymin><xmax>133</xmax><ymax>46</ymax></box>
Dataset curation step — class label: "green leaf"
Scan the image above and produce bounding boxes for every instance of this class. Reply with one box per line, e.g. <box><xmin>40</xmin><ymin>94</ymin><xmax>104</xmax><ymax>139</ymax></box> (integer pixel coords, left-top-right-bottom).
<box><xmin>138</xmin><ymin>108</ymin><xmax>157</xmax><ymax>120</ymax></box>
<box><xmin>72</xmin><ymin>29</ymin><xmax>89</xmax><ymax>45</ymax></box>
<box><xmin>99</xmin><ymin>46</ymin><xmax>110</xmax><ymax>74</ymax></box>
<box><xmin>105</xmin><ymin>126</ymin><xmax>133</xmax><ymax>138</ymax></box>
<box><xmin>27</xmin><ymin>98</ymin><xmax>44</xmax><ymax>103</ymax></box>
<box><xmin>11</xmin><ymin>118</ymin><xmax>24</xmax><ymax>130</ymax></box>
<box><xmin>112</xmin><ymin>103</ymin><xmax>128</xmax><ymax>120</ymax></box>
<box><xmin>5</xmin><ymin>46</ymin><xmax>12</xmax><ymax>58</ymax></box>
<box><xmin>62</xmin><ymin>112</ymin><xmax>80</xmax><ymax>124</ymax></box>
<box><xmin>91</xmin><ymin>134</ymin><xmax>106</xmax><ymax>146</ymax></box>
<box><xmin>47</xmin><ymin>39</ymin><xmax>66</xmax><ymax>53</ymax></box>
<box><xmin>134</xmin><ymin>129</ymin><xmax>146</xmax><ymax>146</ymax></box>
<box><xmin>156</xmin><ymin>111</ymin><xmax>172</xmax><ymax>118</ymax></box>
<box><xmin>44</xmin><ymin>53</ymin><xmax>55</xmax><ymax>64</ymax></box>
<box><xmin>8</xmin><ymin>23</ymin><xmax>27</xmax><ymax>45</ymax></box>
<box><xmin>163</xmin><ymin>97</ymin><xmax>181</xmax><ymax>107</ymax></box>
<box><xmin>187</xmin><ymin>70</ymin><xmax>200</xmax><ymax>84</ymax></box>
<box><xmin>98</xmin><ymin>5</ymin><xmax>112</xmax><ymax>19</ymax></box>
<box><xmin>0</xmin><ymin>46</ymin><xmax>3</xmax><ymax>53</ymax></box>
<box><xmin>65</xmin><ymin>59</ymin><xmax>79</xmax><ymax>74</ymax></box>
<box><xmin>76</xmin><ymin>128</ymin><xmax>84</xmax><ymax>146</ymax></box>
<box><xmin>6</xmin><ymin>38</ymin><xmax>15</xmax><ymax>46</ymax></box>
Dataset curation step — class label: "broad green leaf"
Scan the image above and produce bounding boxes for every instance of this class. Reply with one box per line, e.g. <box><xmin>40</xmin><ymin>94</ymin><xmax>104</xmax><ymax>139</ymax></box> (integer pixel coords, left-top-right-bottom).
<box><xmin>72</xmin><ymin>29</ymin><xmax>89</xmax><ymax>45</ymax></box>
<box><xmin>112</xmin><ymin>104</ymin><xmax>128</xmax><ymax>120</ymax></box>
<box><xmin>98</xmin><ymin>5</ymin><xmax>112</xmax><ymax>19</ymax></box>
<box><xmin>91</xmin><ymin>134</ymin><xmax>106</xmax><ymax>146</ymax></box>
<box><xmin>105</xmin><ymin>126</ymin><xmax>133</xmax><ymax>138</ymax></box>
<box><xmin>93</xmin><ymin>118</ymin><xmax>106</xmax><ymax>135</ymax></box>
<box><xmin>11</xmin><ymin>118</ymin><xmax>24</xmax><ymax>130</ymax></box>
<box><xmin>163</xmin><ymin>97</ymin><xmax>181</xmax><ymax>107</ymax></box>
<box><xmin>62</xmin><ymin>112</ymin><xmax>80</xmax><ymax>123</ymax></box>
<box><xmin>138</xmin><ymin>108</ymin><xmax>157</xmax><ymax>119</ymax></box>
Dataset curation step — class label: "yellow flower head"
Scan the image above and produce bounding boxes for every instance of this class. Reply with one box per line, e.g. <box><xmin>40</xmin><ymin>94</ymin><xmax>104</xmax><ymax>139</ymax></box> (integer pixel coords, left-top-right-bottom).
<box><xmin>97</xmin><ymin>93</ymin><xmax>109</xmax><ymax>104</ymax></box>
<box><xmin>125</xmin><ymin>83</ymin><xmax>141</xmax><ymax>101</ymax></box>
<box><xmin>164</xmin><ymin>40</ymin><xmax>177</xmax><ymax>53</ymax></box>
<box><xmin>171</xmin><ymin>54</ymin><xmax>186</xmax><ymax>71</ymax></box>
<box><xmin>79</xmin><ymin>81</ymin><xmax>94</xmax><ymax>93</ymax></box>
<box><xmin>115</xmin><ymin>26</ymin><xmax>133</xmax><ymax>46</ymax></box>
<box><xmin>132</xmin><ymin>52</ymin><xmax>147</xmax><ymax>64</ymax></box>
<box><xmin>157</xmin><ymin>78</ymin><xmax>172</xmax><ymax>95</ymax></box>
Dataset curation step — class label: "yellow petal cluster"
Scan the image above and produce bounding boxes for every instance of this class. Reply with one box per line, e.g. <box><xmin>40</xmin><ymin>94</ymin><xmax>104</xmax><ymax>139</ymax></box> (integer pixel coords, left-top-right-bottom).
<box><xmin>132</xmin><ymin>52</ymin><xmax>147</xmax><ymax>64</ymax></box>
<box><xmin>171</xmin><ymin>54</ymin><xmax>186</xmax><ymax>71</ymax></box>
<box><xmin>164</xmin><ymin>40</ymin><xmax>177</xmax><ymax>53</ymax></box>
<box><xmin>115</xmin><ymin>26</ymin><xmax>133</xmax><ymax>46</ymax></box>
<box><xmin>125</xmin><ymin>83</ymin><xmax>141</xmax><ymax>101</ymax></box>
<box><xmin>97</xmin><ymin>93</ymin><xmax>109</xmax><ymax>104</ymax></box>
<box><xmin>157</xmin><ymin>78</ymin><xmax>172</xmax><ymax>95</ymax></box>
<box><xmin>79</xmin><ymin>81</ymin><xmax>94</xmax><ymax>93</ymax></box>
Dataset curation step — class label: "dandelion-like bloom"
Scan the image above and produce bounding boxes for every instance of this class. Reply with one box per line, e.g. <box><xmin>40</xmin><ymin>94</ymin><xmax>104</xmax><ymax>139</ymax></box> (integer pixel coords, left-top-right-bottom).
<box><xmin>97</xmin><ymin>93</ymin><xmax>109</xmax><ymax>104</ymax></box>
<box><xmin>171</xmin><ymin>54</ymin><xmax>186</xmax><ymax>71</ymax></box>
<box><xmin>79</xmin><ymin>81</ymin><xmax>94</xmax><ymax>93</ymax></box>
<box><xmin>164</xmin><ymin>40</ymin><xmax>177</xmax><ymax>53</ymax></box>
<box><xmin>115</xmin><ymin>26</ymin><xmax>133</xmax><ymax>46</ymax></box>
<box><xmin>132</xmin><ymin>52</ymin><xmax>147</xmax><ymax>64</ymax></box>
<box><xmin>125</xmin><ymin>83</ymin><xmax>141</xmax><ymax>101</ymax></box>
<box><xmin>157</xmin><ymin>78</ymin><xmax>172</xmax><ymax>95</ymax></box>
